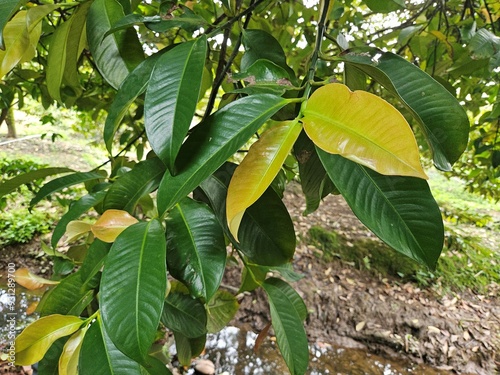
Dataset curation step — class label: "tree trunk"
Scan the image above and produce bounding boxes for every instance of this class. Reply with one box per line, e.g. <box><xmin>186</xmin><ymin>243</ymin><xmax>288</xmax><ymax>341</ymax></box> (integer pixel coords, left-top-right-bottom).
<box><xmin>1</xmin><ymin>107</ymin><xmax>16</xmax><ymax>138</ymax></box>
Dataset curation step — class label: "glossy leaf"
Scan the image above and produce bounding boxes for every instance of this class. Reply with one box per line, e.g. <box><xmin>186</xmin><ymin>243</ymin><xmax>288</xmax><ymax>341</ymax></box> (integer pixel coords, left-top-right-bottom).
<box><xmin>59</xmin><ymin>327</ymin><xmax>87</xmax><ymax>375</ymax></box>
<box><xmin>161</xmin><ymin>291</ymin><xmax>207</xmax><ymax>338</ymax></box>
<box><xmin>166</xmin><ymin>197</ymin><xmax>226</xmax><ymax>301</ymax></box>
<box><xmin>100</xmin><ymin>220</ymin><xmax>167</xmax><ymax>363</ymax></box>
<box><xmin>227</xmin><ymin>120</ymin><xmax>301</xmax><ymax>240</ymax></box>
<box><xmin>232</xmin><ymin>59</ymin><xmax>291</xmax><ymax>86</ymax></box>
<box><xmin>46</xmin><ymin>2</ymin><xmax>90</xmax><ymax>102</ymax></box>
<box><xmin>0</xmin><ymin>0</ymin><xmax>22</xmax><ymax>50</ymax></box>
<box><xmin>363</xmin><ymin>0</ymin><xmax>405</xmax><ymax>13</ymax></box>
<box><xmin>64</xmin><ymin>220</ymin><xmax>92</xmax><ymax>242</ymax></box>
<box><xmin>103</xmin><ymin>158</ymin><xmax>165</xmax><ymax>214</ymax></box>
<box><xmin>469</xmin><ymin>28</ymin><xmax>500</xmax><ymax>60</ymax></box>
<box><xmin>86</xmin><ymin>0</ymin><xmax>144</xmax><ymax>89</ymax></box>
<box><xmin>206</xmin><ymin>291</ymin><xmax>239</xmax><ymax>333</ymax></box>
<box><xmin>36</xmin><ymin>271</ymin><xmax>94</xmax><ymax>317</ymax></box>
<box><xmin>262</xmin><ymin>278</ymin><xmax>308</xmax><ymax>375</ymax></box>
<box><xmin>79</xmin><ymin>239</ymin><xmax>111</xmax><ymax>289</ymax></box>
<box><xmin>293</xmin><ymin>131</ymin><xmax>337</xmax><ymax>215</ymax></box>
<box><xmin>79</xmin><ymin>318</ymin><xmax>169</xmax><ymax>375</ymax></box>
<box><xmin>173</xmin><ymin>331</ymin><xmax>206</xmax><ymax>367</ymax></box>
<box><xmin>340</xmin><ymin>47</ymin><xmax>469</xmax><ymax>171</ymax></box>
<box><xmin>302</xmin><ymin>83</ymin><xmax>427</xmax><ymax>179</ymax></box>
<box><xmin>14</xmin><ymin>268</ymin><xmax>59</xmax><ymax>290</ymax></box>
<box><xmin>197</xmin><ymin>163</ymin><xmax>296</xmax><ymax>266</ymax></box>
<box><xmin>15</xmin><ymin>315</ymin><xmax>83</xmax><ymax>366</ymax></box>
<box><xmin>52</xmin><ymin>190</ymin><xmax>108</xmax><ymax>247</ymax></box>
<box><xmin>91</xmin><ymin>209</ymin><xmax>139</xmax><ymax>243</ymax></box>
<box><xmin>103</xmin><ymin>50</ymin><xmax>166</xmax><ymax>152</ymax></box>
<box><xmin>157</xmin><ymin>94</ymin><xmax>289</xmax><ymax>215</ymax></box>
<box><xmin>318</xmin><ymin>151</ymin><xmax>444</xmax><ymax>268</ymax></box>
<box><xmin>30</xmin><ymin>171</ymin><xmax>105</xmax><ymax>208</ymax></box>
<box><xmin>145</xmin><ymin>9</ymin><xmax>207</xmax><ymax>33</ymax></box>
<box><xmin>145</xmin><ymin>37</ymin><xmax>207</xmax><ymax>173</ymax></box>
<box><xmin>0</xmin><ymin>167</ymin><xmax>73</xmax><ymax>198</ymax></box>
<box><xmin>37</xmin><ymin>337</ymin><xmax>67</xmax><ymax>375</ymax></box>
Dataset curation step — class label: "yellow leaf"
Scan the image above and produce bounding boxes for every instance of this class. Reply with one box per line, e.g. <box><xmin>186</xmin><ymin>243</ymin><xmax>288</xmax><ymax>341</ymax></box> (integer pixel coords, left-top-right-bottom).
<box><xmin>16</xmin><ymin>315</ymin><xmax>83</xmax><ymax>365</ymax></box>
<box><xmin>14</xmin><ymin>268</ymin><xmax>59</xmax><ymax>290</ymax></box>
<box><xmin>59</xmin><ymin>327</ymin><xmax>87</xmax><ymax>375</ymax></box>
<box><xmin>302</xmin><ymin>83</ymin><xmax>427</xmax><ymax>179</ymax></box>
<box><xmin>90</xmin><ymin>209</ymin><xmax>138</xmax><ymax>243</ymax></box>
<box><xmin>226</xmin><ymin>120</ymin><xmax>301</xmax><ymax>240</ymax></box>
<box><xmin>65</xmin><ymin>220</ymin><xmax>92</xmax><ymax>243</ymax></box>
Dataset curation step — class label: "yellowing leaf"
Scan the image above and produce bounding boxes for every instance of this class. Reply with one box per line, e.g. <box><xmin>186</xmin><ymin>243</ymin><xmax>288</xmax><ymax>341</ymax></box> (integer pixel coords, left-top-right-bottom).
<box><xmin>226</xmin><ymin>120</ymin><xmax>301</xmax><ymax>240</ymax></box>
<box><xmin>302</xmin><ymin>83</ymin><xmax>427</xmax><ymax>179</ymax></box>
<box><xmin>65</xmin><ymin>220</ymin><xmax>92</xmax><ymax>243</ymax></box>
<box><xmin>90</xmin><ymin>209</ymin><xmax>138</xmax><ymax>243</ymax></box>
<box><xmin>59</xmin><ymin>327</ymin><xmax>87</xmax><ymax>375</ymax></box>
<box><xmin>16</xmin><ymin>314</ymin><xmax>83</xmax><ymax>365</ymax></box>
<box><xmin>14</xmin><ymin>268</ymin><xmax>59</xmax><ymax>290</ymax></box>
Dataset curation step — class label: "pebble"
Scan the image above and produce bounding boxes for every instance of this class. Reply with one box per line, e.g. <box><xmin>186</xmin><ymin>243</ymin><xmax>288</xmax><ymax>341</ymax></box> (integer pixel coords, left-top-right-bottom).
<box><xmin>194</xmin><ymin>359</ymin><xmax>215</xmax><ymax>375</ymax></box>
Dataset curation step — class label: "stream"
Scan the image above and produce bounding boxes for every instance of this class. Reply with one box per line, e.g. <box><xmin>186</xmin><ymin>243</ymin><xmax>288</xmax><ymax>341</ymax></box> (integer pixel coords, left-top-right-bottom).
<box><xmin>1</xmin><ymin>285</ymin><xmax>453</xmax><ymax>375</ymax></box>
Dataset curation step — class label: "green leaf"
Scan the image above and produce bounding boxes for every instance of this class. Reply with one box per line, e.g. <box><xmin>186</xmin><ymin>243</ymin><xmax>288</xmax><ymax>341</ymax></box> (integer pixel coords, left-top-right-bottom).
<box><xmin>86</xmin><ymin>0</ymin><xmax>144</xmax><ymax>89</ymax></box>
<box><xmin>146</xmin><ymin>9</ymin><xmax>207</xmax><ymax>33</ymax></box>
<box><xmin>30</xmin><ymin>171</ymin><xmax>105</xmax><ymax>207</ymax></box>
<box><xmin>15</xmin><ymin>315</ymin><xmax>83</xmax><ymax>366</ymax></box>
<box><xmin>46</xmin><ymin>2</ymin><xmax>90</xmax><ymax>102</ymax></box>
<box><xmin>100</xmin><ymin>220</ymin><xmax>167</xmax><ymax>363</ymax></box>
<box><xmin>469</xmin><ymin>28</ymin><xmax>500</xmax><ymax>60</ymax></box>
<box><xmin>262</xmin><ymin>278</ymin><xmax>308</xmax><ymax>375</ymax></box>
<box><xmin>173</xmin><ymin>331</ymin><xmax>206</xmax><ymax>367</ymax></box>
<box><xmin>52</xmin><ymin>190</ymin><xmax>108</xmax><ymax>247</ymax></box>
<box><xmin>363</xmin><ymin>0</ymin><xmax>405</xmax><ymax>13</ymax></box>
<box><xmin>0</xmin><ymin>0</ymin><xmax>22</xmax><ymax>50</ymax></box>
<box><xmin>293</xmin><ymin>131</ymin><xmax>337</xmax><ymax>215</ymax></box>
<box><xmin>318</xmin><ymin>151</ymin><xmax>444</xmax><ymax>268</ymax></box>
<box><xmin>340</xmin><ymin>47</ymin><xmax>469</xmax><ymax>171</ymax></box>
<box><xmin>239</xmin><ymin>263</ymin><xmax>268</xmax><ymax>292</ymax></box>
<box><xmin>161</xmin><ymin>291</ymin><xmax>207</xmax><ymax>338</ymax></box>
<box><xmin>104</xmin><ymin>50</ymin><xmax>167</xmax><ymax>152</ymax></box>
<box><xmin>36</xmin><ymin>271</ymin><xmax>94</xmax><ymax>317</ymax></box>
<box><xmin>103</xmin><ymin>158</ymin><xmax>165</xmax><ymax>214</ymax></box>
<box><xmin>157</xmin><ymin>94</ymin><xmax>289</xmax><ymax>215</ymax></box>
<box><xmin>206</xmin><ymin>290</ymin><xmax>239</xmax><ymax>333</ymax></box>
<box><xmin>166</xmin><ymin>197</ymin><xmax>226</xmax><ymax>301</ymax></box>
<box><xmin>302</xmin><ymin>83</ymin><xmax>427</xmax><ymax>179</ymax></box>
<box><xmin>38</xmin><ymin>337</ymin><xmax>67</xmax><ymax>375</ymax></box>
<box><xmin>197</xmin><ymin>163</ymin><xmax>296</xmax><ymax>266</ymax></box>
<box><xmin>0</xmin><ymin>167</ymin><xmax>73</xmax><ymax>198</ymax></box>
<box><xmin>59</xmin><ymin>326</ymin><xmax>88</xmax><ymax>375</ymax></box>
<box><xmin>145</xmin><ymin>37</ymin><xmax>207</xmax><ymax>173</ymax></box>
<box><xmin>232</xmin><ymin>58</ymin><xmax>291</xmax><ymax>85</ymax></box>
<box><xmin>227</xmin><ymin>120</ymin><xmax>301</xmax><ymax>239</ymax></box>
<box><xmin>79</xmin><ymin>239</ymin><xmax>111</xmax><ymax>289</ymax></box>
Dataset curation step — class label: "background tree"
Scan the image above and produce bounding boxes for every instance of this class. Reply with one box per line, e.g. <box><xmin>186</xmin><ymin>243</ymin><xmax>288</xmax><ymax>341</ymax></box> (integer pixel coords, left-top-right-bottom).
<box><xmin>0</xmin><ymin>0</ymin><xmax>496</xmax><ymax>374</ymax></box>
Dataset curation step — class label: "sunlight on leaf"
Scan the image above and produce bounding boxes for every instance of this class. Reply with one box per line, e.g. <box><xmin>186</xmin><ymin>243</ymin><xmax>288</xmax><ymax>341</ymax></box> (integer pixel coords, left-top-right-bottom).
<box><xmin>302</xmin><ymin>83</ymin><xmax>427</xmax><ymax>179</ymax></box>
<box><xmin>90</xmin><ymin>209</ymin><xmax>138</xmax><ymax>243</ymax></box>
<box><xmin>227</xmin><ymin>120</ymin><xmax>301</xmax><ymax>240</ymax></box>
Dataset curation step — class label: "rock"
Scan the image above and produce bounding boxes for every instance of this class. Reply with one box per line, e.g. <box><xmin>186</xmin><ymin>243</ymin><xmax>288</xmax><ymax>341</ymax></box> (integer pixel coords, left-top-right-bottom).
<box><xmin>194</xmin><ymin>359</ymin><xmax>215</xmax><ymax>375</ymax></box>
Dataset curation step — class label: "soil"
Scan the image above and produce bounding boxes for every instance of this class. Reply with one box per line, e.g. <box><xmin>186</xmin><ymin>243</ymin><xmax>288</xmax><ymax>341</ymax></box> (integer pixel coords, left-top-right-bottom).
<box><xmin>1</xmin><ymin>134</ymin><xmax>499</xmax><ymax>374</ymax></box>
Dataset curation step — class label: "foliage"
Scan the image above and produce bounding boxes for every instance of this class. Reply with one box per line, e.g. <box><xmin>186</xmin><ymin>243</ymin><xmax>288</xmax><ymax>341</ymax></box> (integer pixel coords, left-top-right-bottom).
<box><xmin>1</xmin><ymin>0</ymin><xmax>496</xmax><ymax>373</ymax></box>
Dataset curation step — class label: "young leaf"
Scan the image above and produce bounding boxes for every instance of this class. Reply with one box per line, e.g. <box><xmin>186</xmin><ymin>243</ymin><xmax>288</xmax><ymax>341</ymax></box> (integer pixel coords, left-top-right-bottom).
<box><xmin>36</xmin><ymin>271</ymin><xmax>94</xmax><ymax>317</ymax></box>
<box><xmin>145</xmin><ymin>36</ymin><xmax>207</xmax><ymax>173</ymax></box>
<box><xmin>166</xmin><ymin>197</ymin><xmax>226</xmax><ymax>301</ymax></box>
<box><xmin>157</xmin><ymin>94</ymin><xmax>289</xmax><ymax>215</ymax></box>
<box><xmin>64</xmin><ymin>221</ymin><xmax>92</xmax><ymax>243</ymax></box>
<box><xmin>86</xmin><ymin>0</ymin><xmax>144</xmax><ymax>89</ymax></box>
<box><xmin>91</xmin><ymin>209</ymin><xmax>139</xmax><ymax>243</ymax></box>
<box><xmin>340</xmin><ymin>47</ymin><xmax>469</xmax><ymax>171</ymax></box>
<box><xmin>59</xmin><ymin>327</ymin><xmax>88</xmax><ymax>375</ymax></box>
<box><xmin>37</xmin><ymin>337</ymin><xmax>67</xmax><ymax>375</ymax></box>
<box><xmin>103</xmin><ymin>50</ymin><xmax>167</xmax><ymax>152</ymax></box>
<box><xmin>103</xmin><ymin>157</ymin><xmax>165</xmax><ymax>214</ymax></box>
<box><xmin>14</xmin><ymin>268</ymin><xmax>59</xmax><ymax>290</ymax></box>
<box><xmin>262</xmin><ymin>278</ymin><xmax>308</xmax><ymax>375</ymax></box>
<box><xmin>206</xmin><ymin>291</ymin><xmax>239</xmax><ymax>333</ymax></box>
<box><xmin>161</xmin><ymin>291</ymin><xmax>207</xmax><ymax>338</ymax></box>
<box><xmin>30</xmin><ymin>171</ymin><xmax>105</xmax><ymax>208</ymax></box>
<box><xmin>302</xmin><ymin>83</ymin><xmax>427</xmax><ymax>179</ymax></box>
<box><xmin>15</xmin><ymin>315</ymin><xmax>83</xmax><ymax>366</ymax></box>
<box><xmin>318</xmin><ymin>151</ymin><xmax>444</xmax><ymax>268</ymax></box>
<box><xmin>227</xmin><ymin>120</ymin><xmax>301</xmax><ymax>240</ymax></box>
<box><xmin>0</xmin><ymin>167</ymin><xmax>73</xmax><ymax>198</ymax></box>
<box><xmin>52</xmin><ymin>190</ymin><xmax>108</xmax><ymax>247</ymax></box>
<box><xmin>173</xmin><ymin>331</ymin><xmax>206</xmax><ymax>367</ymax></box>
<box><xmin>100</xmin><ymin>220</ymin><xmax>167</xmax><ymax>363</ymax></box>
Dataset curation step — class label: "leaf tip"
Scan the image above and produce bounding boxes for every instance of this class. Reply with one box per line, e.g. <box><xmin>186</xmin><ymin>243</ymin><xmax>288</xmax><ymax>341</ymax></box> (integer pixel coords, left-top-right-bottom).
<box><xmin>228</xmin><ymin>211</ymin><xmax>244</xmax><ymax>242</ymax></box>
